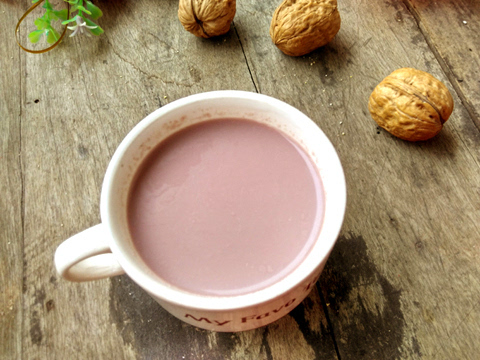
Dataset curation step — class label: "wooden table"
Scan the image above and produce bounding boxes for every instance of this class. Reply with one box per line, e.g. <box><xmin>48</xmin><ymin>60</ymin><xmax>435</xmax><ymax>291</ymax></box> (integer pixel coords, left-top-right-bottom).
<box><xmin>2</xmin><ymin>0</ymin><xmax>480</xmax><ymax>359</ymax></box>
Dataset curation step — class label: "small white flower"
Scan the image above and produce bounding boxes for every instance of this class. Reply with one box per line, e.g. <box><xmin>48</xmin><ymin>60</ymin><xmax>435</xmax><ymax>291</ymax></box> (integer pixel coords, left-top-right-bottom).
<box><xmin>68</xmin><ymin>16</ymin><xmax>97</xmax><ymax>37</ymax></box>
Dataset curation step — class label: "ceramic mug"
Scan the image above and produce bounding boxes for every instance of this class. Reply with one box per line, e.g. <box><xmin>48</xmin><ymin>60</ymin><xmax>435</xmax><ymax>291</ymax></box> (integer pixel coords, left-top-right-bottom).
<box><xmin>54</xmin><ymin>91</ymin><xmax>346</xmax><ymax>332</ymax></box>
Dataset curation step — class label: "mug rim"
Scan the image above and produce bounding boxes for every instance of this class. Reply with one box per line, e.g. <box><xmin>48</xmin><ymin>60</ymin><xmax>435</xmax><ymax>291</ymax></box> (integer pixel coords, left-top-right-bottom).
<box><xmin>101</xmin><ymin>90</ymin><xmax>346</xmax><ymax>311</ymax></box>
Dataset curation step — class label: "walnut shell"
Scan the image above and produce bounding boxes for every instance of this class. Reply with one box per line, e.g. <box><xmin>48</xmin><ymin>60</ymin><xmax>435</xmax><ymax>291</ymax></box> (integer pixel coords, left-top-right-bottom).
<box><xmin>270</xmin><ymin>0</ymin><xmax>341</xmax><ymax>57</ymax></box>
<box><xmin>178</xmin><ymin>0</ymin><xmax>236</xmax><ymax>38</ymax></box>
<box><xmin>368</xmin><ymin>68</ymin><xmax>454</xmax><ymax>141</ymax></box>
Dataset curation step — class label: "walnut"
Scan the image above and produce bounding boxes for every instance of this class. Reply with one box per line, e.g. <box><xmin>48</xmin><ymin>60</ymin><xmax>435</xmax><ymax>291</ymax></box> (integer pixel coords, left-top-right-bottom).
<box><xmin>178</xmin><ymin>0</ymin><xmax>236</xmax><ymax>38</ymax></box>
<box><xmin>270</xmin><ymin>0</ymin><xmax>341</xmax><ymax>57</ymax></box>
<box><xmin>368</xmin><ymin>68</ymin><xmax>454</xmax><ymax>141</ymax></box>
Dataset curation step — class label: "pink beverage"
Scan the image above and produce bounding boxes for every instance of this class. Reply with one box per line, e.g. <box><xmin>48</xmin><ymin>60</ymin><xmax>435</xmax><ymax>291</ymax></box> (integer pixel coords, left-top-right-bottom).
<box><xmin>127</xmin><ymin>118</ymin><xmax>324</xmax><ymax>296</ymax></box>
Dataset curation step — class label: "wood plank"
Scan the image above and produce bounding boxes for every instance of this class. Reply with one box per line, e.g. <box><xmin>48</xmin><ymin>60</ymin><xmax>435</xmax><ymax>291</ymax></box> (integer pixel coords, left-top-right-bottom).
<box><xmin>404</xmin><ymin>0</ymin><xmax>480</xmax><ymax>131</ymax></box>
<box><xmin>0</xmin><ymin>2</ymin><xmax>24</xmax><ymax>359</ymax></box>
<box><xmin>233</xmin><ymin>0</ymin><xmax>480</xmax><ymax>358</ymax></box>
<box><xmin>19</xmin><ymin>2</ymin><xmax>136</xmax><ymax>357</ymax></box>
<box><xmin>397</xmin><ymin>1</ymin><xmax>480</xmax><ymax>356</ymax></box>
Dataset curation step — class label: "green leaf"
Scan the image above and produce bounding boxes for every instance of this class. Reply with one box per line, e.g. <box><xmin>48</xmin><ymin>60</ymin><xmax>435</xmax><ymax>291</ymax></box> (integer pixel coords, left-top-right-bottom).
<box><xmin>28</xmin><ymin>29</ymin><xmax>44</xmax><ymax>43</ymax></box>
<box><xmin>45</xmin><ymin>27</ymin><xmax>60</xmax><ymax>44</ymax></box>
<box><xmin>42</xmin><ymin>0</ymin><xmax>53</xmax><ymax>11</ymax></box>
<box><xmin>76</xmin><ymin>5</ymin><xmax>91</xmax><ymax>15</ymax></box>
<box><xmin>62</xmin><ymin>16</ymin><xmax>78</xmax><ymax>25</ymax></box>
<box><xmin>32</xmin><ymin>0</ymin><xmax>42</xmax><ymax>3</ymax></box>
<box><xmin>34</xmin><ymin>18</ymin><xmax>49</xmax><ymax>30</ymax></box>
<box><xmin>85</xmin><ymin>18</ymin><xmax>103</xmax><ymax>36</ymax></box>
<box><xmin>54</xmin><ymin>9</ymin><xmax>69</xmax><ymax>21</ymax></box>
<box><xmin>85</xmin><ymin>1</ymin><xmax>102</xmax><ymax>20</ymax></box>
<box><xmin>47</xmin><ymin>11</ymin><xmax>59</xmax><ymax>22</ymax></box>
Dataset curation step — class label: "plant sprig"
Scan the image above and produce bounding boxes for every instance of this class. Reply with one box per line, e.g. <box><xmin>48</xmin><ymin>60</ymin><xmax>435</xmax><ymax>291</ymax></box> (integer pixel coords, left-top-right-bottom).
<box><xmin>29</xmin><ymin>0</ymin><xmax>103</xmax><ymax>45</ymax></box>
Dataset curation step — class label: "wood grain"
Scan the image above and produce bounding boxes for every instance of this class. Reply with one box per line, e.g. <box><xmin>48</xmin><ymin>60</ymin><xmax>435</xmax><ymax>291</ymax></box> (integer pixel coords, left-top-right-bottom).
<box><xmin>404</xmin><ymin>0</ymin><xmax>480</xmax><ymax>131</ymax></box>
<box><xmin>2</xmin><ymin>0</ymin><xmax>480</xmax><ymax>359</ymax></box>
<box><xmin>0</xmin><ymin>3</ymin><xmax>24</xmax><ymax>359</ymax></box>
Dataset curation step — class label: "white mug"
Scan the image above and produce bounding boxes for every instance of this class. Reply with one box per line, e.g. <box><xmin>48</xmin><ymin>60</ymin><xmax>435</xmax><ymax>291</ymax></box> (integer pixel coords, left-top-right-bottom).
<box><xmin>54</xmin><ymin>91</ymin><xmax>346</xmax><ymax>332</ymax></box>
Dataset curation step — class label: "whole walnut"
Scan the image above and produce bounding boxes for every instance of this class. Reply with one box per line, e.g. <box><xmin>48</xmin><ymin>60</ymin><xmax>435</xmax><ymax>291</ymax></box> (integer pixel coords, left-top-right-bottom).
<box><xmin>178</xmin><ymin>0</ymin><xmax>236</xmax><ymax>38</ymax></box>
<box><xmin>368</xmin><ymin>68</ymin><xmax>454</xmax><ymax>141</ymax></box>
<box><xmin>270</xmin><ymin>0</ymin><xmax>341</xmax><ymax>57</ymax></box>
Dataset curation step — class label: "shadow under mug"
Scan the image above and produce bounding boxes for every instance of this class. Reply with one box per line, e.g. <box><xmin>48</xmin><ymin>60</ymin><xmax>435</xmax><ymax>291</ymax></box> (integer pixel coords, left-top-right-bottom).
<box><xmin>54</xmin><ymin>91</ymin><xmax>346</xmax><ymax>332</ymax></box>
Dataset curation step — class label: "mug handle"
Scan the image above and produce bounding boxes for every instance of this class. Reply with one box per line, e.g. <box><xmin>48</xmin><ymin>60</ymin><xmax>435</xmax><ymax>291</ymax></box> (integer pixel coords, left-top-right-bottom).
<box><xmin>54</xmin><ymin>224</ymin><xmax>125</xmax><ymax>282</ymax></box>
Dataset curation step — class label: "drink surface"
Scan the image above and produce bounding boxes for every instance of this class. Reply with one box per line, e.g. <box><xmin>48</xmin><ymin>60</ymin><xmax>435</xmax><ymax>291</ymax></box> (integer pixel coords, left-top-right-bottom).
<box><xmin>128</xmin><ymin>118</ymin><xmax>324</xmax><ymax>296</ymax></box>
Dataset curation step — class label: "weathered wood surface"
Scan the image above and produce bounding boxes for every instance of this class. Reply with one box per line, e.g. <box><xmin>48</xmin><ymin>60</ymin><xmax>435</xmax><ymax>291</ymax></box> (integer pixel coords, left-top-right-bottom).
<box><xmin>1</xmin><ymin>2</ymin><xmax>24</xmax><ymax>360</ymax></box>
<box><xmin>1</xmin><ymin>0</ymin><xmax>479</xmax><ymax>359</ymax></box>
<box><xmin>405</xmin><ymin>0</ymin><xmax>480</xmax><ymax>130</ymax></box>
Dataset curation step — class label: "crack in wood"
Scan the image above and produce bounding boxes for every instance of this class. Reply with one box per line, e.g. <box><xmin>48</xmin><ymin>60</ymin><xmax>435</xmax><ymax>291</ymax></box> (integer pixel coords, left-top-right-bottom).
<box><xmin>233</xmin><ymin>22</ymin><xmax>259</xmax><ymax>93</ymax></box>
<box><xmin>18</xmin><ymin>43</ymin><xmax>26</xmax><ymax>360</ymax></box>
<box><xmin>317</xmin><ymin>283</ymin><xmax>341</xmax><ymax>360</ymax></box>
<box><xmin>260</xmin><ymin>327</ymin><xmax>273</xmax><ymax>360</ymax></box>
<box><xmin>401</xmin><ymin>0</ymin><xmax>480</xmax><ymax>133</ymax></box>
<box><xmin>106</xmin><ymin>37</ymin><xmax>194</xmax><ymax>88</ymax></box>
